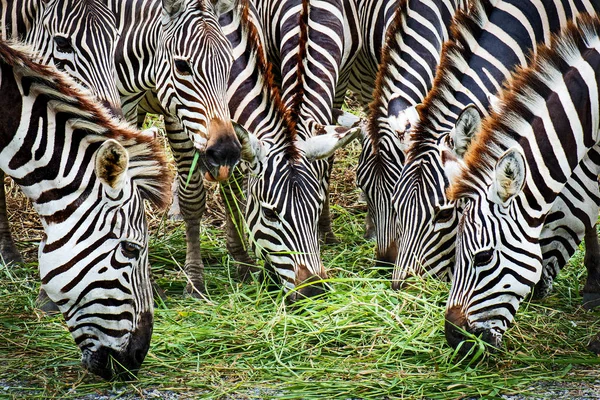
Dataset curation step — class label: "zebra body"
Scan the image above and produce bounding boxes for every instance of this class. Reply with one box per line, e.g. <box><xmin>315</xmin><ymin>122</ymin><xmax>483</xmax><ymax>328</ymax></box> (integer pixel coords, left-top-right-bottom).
<box><xmin>219</xmin><ymin>0</ymin><xmax>359</xmax><ymax>300</ymax></box>
<box><xmin>356</xmin><ymin>0</ymin><xmax>467</xmax><ymax>270</ymax></box>
<box><xmin>0</xmin><ymin>41</ymin><xmax>170</xmax><ymax>378</ymax></box>
<box><xmin>390</xmin><ymin>0</ymin><xmax>600</xmax><ymax>290</ymax></box>
<box><xmin>445</xmin><ymin>16</ymin><xmax>600</xmax><ymax>352</ymax></box>
<box><xmin>104</xmin><ymin>0</ymin><xmax>244</xmax><ymax>296</ymax></box>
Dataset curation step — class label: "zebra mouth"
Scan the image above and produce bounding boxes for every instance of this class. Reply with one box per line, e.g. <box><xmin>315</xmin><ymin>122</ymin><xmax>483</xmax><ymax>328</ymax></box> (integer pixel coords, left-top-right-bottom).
<box><xmin>81</xmin><ymin>347</ymin><xmax>141</xmax><ymax>381</ymax></box>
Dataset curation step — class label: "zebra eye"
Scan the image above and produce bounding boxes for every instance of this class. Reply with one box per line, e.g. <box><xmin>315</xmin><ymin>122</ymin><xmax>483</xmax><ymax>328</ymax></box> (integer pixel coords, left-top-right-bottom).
<box><xmin>54</xmin><ymin>36</ymin><xmax>73</xmax><ymax>53</ymax></box>
<box><xmin>263</xmin><ymin>208</ymin><xmax>278</xmax><ymax>222</ymax></box>
<box><xmin>473</xmin><ymin>249</ymin><xmax>494</xmax><ymax>266</ymax></box>
<box><xmin>174</xmin><ymin>59</ymin><xmax>192</xmax><ymax>75</ymax></box>
<box><xmin>435</xmin><ymin>208</ymin><xmax>454</xmax><ymax>223</ymax></box>
<box><xmin>121</xmin><ymin>241</ymin><xmax>142</xmax><ymax>259</ymax></box>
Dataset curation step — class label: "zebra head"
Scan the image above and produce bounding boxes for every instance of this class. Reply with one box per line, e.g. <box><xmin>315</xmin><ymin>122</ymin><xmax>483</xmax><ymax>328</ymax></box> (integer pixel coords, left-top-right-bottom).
<box><xmin>356</xmin><ymin>103</ymin><xmax>419</xmax><ymax>271</ymax></box>
<box><xmin>236</xmin><ymin>123</ymin><xmax>360</xmax><ymax>302</ymax></box>
<box><xmin>27</xmin><ymin>0</ymin><xmax>122</xmax><ymax>116</ymax></box>
<box><xmin>391</xmin><ymin>105</ymin><xmax>481</xmax><ymax>288</ymax></box>
<box><xmin>37</xmin><ymin>129</ymin><xmax>171</xmax><ymax>380</ymax></box>
<box><xmin>157</xmin><ymin>0</ymin><xmax>241</xmax><ymax>182</ymax></box>
<box><xmin>445</xmin><ymin>148</ymin><xmax>542</xmax><ymax>353</ymax></box>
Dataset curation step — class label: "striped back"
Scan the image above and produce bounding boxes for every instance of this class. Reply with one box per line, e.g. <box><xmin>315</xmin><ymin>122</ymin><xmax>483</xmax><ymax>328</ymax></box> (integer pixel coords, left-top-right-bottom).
<box><xmin>0</xmin><ymin>41</ymin><xmax>171</xmax><ymax>379</ymax></box>
<box><xmin>356</xmin><ymin>0</ymin><xmax>466</xmax><ymax>272</ymax></box>
<box><xmin>391</xmin><ymin>0</ymin><xmax>600</xmax><ymax>287</ymax></box>
<box><xmin>1</xmin><ymin>0</ymin><xmax>122</xmax><ymax>114</ymax></box>
<box><xmin>445</xmin><ymin>16</ymin><xmax>600</xmax><ymax>351</ymax></box>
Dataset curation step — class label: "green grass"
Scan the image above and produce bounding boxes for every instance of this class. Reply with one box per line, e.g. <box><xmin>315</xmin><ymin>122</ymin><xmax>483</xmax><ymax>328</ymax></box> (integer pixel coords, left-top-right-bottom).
<box><xmin>1</xmin><ymin>141</ymin><xmax>600</xmax><ymax>399</ymax></box>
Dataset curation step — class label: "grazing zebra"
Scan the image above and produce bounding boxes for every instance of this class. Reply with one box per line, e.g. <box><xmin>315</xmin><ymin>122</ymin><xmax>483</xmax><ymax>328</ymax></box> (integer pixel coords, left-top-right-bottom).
<box><xmin>251</xmin><ymin>0</ymin><xmax>363</xmax><ymax>245</ymax></box>
<box><xmin>0</xmin><ymin>0</ymin><xmax>121</xmax><ymax>267</ymax></box>
<box><xmin>388</xmin><ymin>0</ymin><xmax>600</xmax><ymax>292</ymax></box>
<box><xmin>445</xmin><ymin>15</ymin><xmax>600</xmax><ymax>353</ymax></box>
<box><xmin>0</xmin><ymin>40</ymin><xmax>170</xmax><ymax>378</ymax></box>
<box><xmin>106</xmin><ymin>0</ymin><xmax>243</xmax><ymax>296</ymax></box>
<box><xmin>220</xmin><ymin>0</ymin><xmax>360</xmax><ymax>300</ymax></box>
<box><xmin>356</xmin><ymin>0</ymin><xmax>468</xmax><ymax>267</ymax></box>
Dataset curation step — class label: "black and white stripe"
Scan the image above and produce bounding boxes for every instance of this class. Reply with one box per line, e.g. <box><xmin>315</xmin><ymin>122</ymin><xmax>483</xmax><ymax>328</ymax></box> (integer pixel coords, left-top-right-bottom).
<box><xmin>106</xmin><ymin>0</ymin><xmax>242</xmax><ymax>296</ymax></box>
<box><xmin>0</xmin><ymin>41</ymin><xmax>170</xmax><ymax>378</ymax></box>
<box><xmin>445</xmin><ymin>16</ymin><xmax>600</xmax><ymax>352</ymax></box>
<box><xmin>390</xmin><ymin>0</ymin><xmax>600</xmax><ymax>290</ymax></box>
<box><xmin>0</xmin><ymin>0</ymin><xmax>122</xmax><ymax>268</ymax></box>
<box><xmin>220</xmin><ymin>0</ymin><xmax>359</xmax><ymax>300</ymax></box>
<box><xmin>356</xmin><ymin>0</ymin><xmax>468</xmax><ymax>271</ymax></box>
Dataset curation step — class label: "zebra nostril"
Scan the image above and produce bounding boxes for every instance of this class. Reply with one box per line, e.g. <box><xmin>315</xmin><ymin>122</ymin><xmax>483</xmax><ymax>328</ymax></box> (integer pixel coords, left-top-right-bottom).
<box><xmin>205</xmin><ymin>147</ymin><xmax>220</xmax><ymax>168</ymax></box>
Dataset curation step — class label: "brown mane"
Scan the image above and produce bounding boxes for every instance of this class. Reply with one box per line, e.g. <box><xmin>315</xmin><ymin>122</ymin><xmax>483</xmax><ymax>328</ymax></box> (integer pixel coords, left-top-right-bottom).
<box><xmin>366</xmin><ymin>0</ymin><xmax>409</xmax><ymax>158</ymax></box>
<box><xmin>239</xmin><ymin>0</ymin><xmax>300</xmax><ymax>161</ymax></box>
<box><xmin>0</xmin><ymin>40</ymin><xmax>172</xmax><ymax>208</ymax></box>
<box><xmin>406</xmin><ymin>0</ymin><xmax>489</xmax><ymax>162</ymax></box>
<box><xmin>448</xmin><ymin>15</ymin><xmax>600</xmax><ymax>201</ymax></box>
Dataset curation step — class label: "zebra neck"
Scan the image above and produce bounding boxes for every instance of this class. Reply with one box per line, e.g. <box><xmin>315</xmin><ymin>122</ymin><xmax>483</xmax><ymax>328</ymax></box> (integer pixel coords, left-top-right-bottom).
<box><xmin>455</xmin><ymin>25</ymin><xmax>600</xmax><ymax>221</ymax></box>
<box><xmin>0</xmin><ymin>70</ymin><xmax>103</xmax><ymax>223</ymax></box>
<box><xmin>108</xmin><ymin>0</ymin><xmax>162</xmax><ymax>90</ymax></box>
<box><xmin>224</xmin><ymin>2</ymin><xmax>292</xmax><ymax>144</ymax></box>
<box><xmin>0</xmin><ymin>0</ymin><xmax>40</xmax><ymax>40</ymax></box>
<box><xmin>367</xmin><ymin>0</ymin><xmax>466</xmax><ymax>159</ymax></box>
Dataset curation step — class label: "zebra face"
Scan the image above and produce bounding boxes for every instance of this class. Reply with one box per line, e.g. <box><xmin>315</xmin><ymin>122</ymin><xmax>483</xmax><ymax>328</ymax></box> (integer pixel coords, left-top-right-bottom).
<box><xmin>157</xmin><ymin>0</ymin><xmax>241</xmax><ymax>181</ymax></box>
<box><xmin>390</xmin><ymin>106</ymin><xmax>481</xmax><ymax>287</ymax></box>
<box><xmin>37</xmin><ymin>140</ymin><xmax>156</xmax><ymax>380</ymax></box>
<box><xmin>446</xmin><ymin>150</ymin><xmax>542</xmax><ymax>354</ymax></box>
<box><xmin>245</xmin><ymin>146</ymin><xmax>327</xmax><ymax>301</ymax></box>
<box><xmin>356</xmin><ymin>131</ymin><xmax>405</xmax><ymax>271</ymax></box>
<box><xmin>33</xmin><ymin>0</ymin><xmax>122</xmax><ymax>116</ymax></box>
<box><xmin>391</xmin><ymin>150</ymin><xmax>458</xmax><ymax>288</ymax></box>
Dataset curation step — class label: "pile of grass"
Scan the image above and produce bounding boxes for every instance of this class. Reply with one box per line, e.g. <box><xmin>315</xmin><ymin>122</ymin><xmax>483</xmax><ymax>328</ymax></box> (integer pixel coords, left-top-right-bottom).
<box><xmin>1</xmin><ymin>136</ymin><xmax>600</xmax><ymax>399</ymax></box>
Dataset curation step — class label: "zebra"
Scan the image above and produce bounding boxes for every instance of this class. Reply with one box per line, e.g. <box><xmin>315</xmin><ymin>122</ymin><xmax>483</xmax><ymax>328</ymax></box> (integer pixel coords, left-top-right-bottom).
<box><xmin>219</xmin><ymin>0</ymin><xmax>360</xmax><ymax>300</ymax></box>
<box><xmin>250</xmin><ymin>0</ymin><xmax>364</xmax><ymax>245</ymax></box>
<box><xmin>355</xmin><ymin>0</ymin><xmax>468</xmax><ymax>268</ymax></box>
<box><xmin>386</xmin><ymin>0</ymin><xmax>600</xmax><ymax>293</ymax></box>
<box><xmin>0</xmin><ymin>0</ymin><xmax>122</xmax><ymax>268</ymax></box>
<box><xmin>105</xmin><ymin>0</ymin><xmax>244</xmax><ymax>296</ymax></box>
<box><xmin>444</xmin><ymin>15</ymin><xmax>600</xmax><ymax>353</ymax></box>
<box><xmin>0</xmin><ymin>40</ymin><xmax>170</xmax><ymax>378</ymax></box>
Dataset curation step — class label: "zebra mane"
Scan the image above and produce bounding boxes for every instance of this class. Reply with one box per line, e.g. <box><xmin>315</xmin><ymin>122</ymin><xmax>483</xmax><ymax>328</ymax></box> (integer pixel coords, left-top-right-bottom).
<box><xmin>238</xmin><ymin>0</ymin><xmax>300</xmax><ymax>161</ymax></box>
<box><xmin>0</xmin><ymin>40</ymin><xmax>172</xmax><ymax>209</ymax></box>
<box><xmin>366</xmin><ymin>0</ymin><xmax>410</xmax><ymax>158</ymax></box>
<box><xmin>448</xmin><ymin>15</ymin><xmax>600</xmax><ymax>201</ymax></box>
<box><xmin>406</xmin><ymin>0</ymin><xmax>488</xmax><ymax>161</ymax></box>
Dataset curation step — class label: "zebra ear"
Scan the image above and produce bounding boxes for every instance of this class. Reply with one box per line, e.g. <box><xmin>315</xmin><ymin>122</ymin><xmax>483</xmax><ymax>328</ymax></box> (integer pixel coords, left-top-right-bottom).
<box><xmin>298</xmin><ymin>125</ymin><xmax>361</xmax><ymax>161</ymax></box>
<box><xmin>233</xmin><ymin>121</ymin><xmax>265</xmax><ymax>163</ymax></box>
<box><xmin>490</xmin><ymin>148</ymin><xmax>526</xmax><ymax>206</ymax></box>
<box><xmin>332</xmin><ymin>108</ymin><xmax>362</xmax><ymax>128</ymax></box>
<box><xmin>162</xmin><ymin>0</ymin><xmax>185</xmax><ymax>16</ymax></box>
<box><xmin>96</xmin><ymin>139</ymin><xmax>130</xmax><ymax>191</ymax></box>
<box><xmin>450</xmin><ymin>104</ymin><xmax>481</xmax><ymax>158</ymax></box>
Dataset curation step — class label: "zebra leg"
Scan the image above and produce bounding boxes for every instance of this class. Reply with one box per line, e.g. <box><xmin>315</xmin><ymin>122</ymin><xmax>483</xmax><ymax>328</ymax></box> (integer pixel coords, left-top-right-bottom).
<box><xmin>582</xmin><ymin>224</ymin><xmax>600</xmax><ymax>310</ymax></box>
<box><xmin>166</xmin><ymin>122</ymin><xmax>207</xmax><ymax>298</ymax></box>
<box><xmin>318</xmin><ymin>157</ymin><xmax>340</xmax><ymax>244</ymax></box>
<box><xmin>220</xmin><ymin>169</ymin><xmax>256</xmax><ymax>280</ymax></box>
<box><xmin>0</xmin><ymin>174</ymin><xmax>23</xmax><ymax>265</ymax></box>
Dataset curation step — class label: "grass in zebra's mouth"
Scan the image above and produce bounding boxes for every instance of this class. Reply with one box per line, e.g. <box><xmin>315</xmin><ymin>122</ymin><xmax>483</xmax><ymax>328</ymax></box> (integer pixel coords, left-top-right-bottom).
<box><xmin>1</xmin><ymin>116</ymin><xmax>600</xmax><ymax>398</ymax></box>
